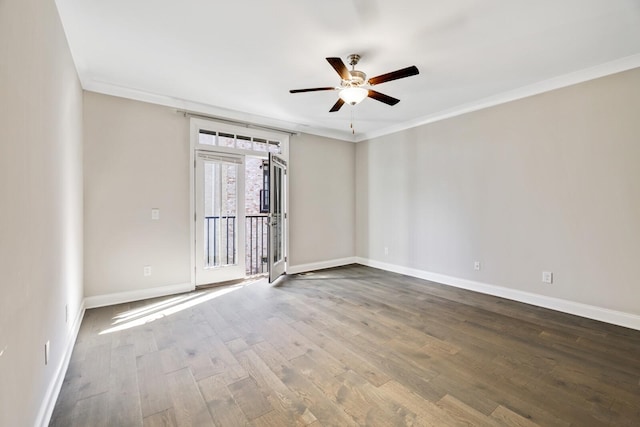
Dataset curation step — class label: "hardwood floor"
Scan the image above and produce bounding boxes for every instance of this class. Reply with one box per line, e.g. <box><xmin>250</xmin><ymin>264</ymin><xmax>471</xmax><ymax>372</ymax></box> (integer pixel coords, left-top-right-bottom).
<box><xmin>50</xmin><ymin>265</ymin><xmax>640</xmax><ymax>426</ymax></box>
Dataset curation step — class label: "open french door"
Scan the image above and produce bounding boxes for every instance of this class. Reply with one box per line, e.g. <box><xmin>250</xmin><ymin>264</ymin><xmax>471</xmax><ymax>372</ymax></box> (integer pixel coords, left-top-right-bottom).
<box><xmin>195</xmin><ymin>151</ymin><xmax>246</xmax><ymax>285</ymax></box>
<box><xmin>268</xmin><ymin>153</ymin><xmax>287</xmax><ymax>283</ymax></box>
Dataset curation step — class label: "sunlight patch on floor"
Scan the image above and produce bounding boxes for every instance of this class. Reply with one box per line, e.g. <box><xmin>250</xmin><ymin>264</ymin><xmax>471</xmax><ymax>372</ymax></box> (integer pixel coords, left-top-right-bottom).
<box><xmin>100</xmin><ymin>284</ymin><xmax>244</xmax><ymax>335</ymax></box>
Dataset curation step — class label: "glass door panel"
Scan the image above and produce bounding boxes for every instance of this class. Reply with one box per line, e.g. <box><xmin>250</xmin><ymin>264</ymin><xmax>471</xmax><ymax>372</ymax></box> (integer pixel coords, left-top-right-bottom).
<box><xmin>195</xmin><ymin>151</ymin><xmax>245</xmax><ymax>285</ymax></box>
<box><xmin>268</xmin><ymin>153</ymin><xmax>287</xmax><ymax>282</ymax></box>
<box><xmin>204</xmin><ymin>161</ymin><xmax>237</xmax><ymax>267</ymax></box>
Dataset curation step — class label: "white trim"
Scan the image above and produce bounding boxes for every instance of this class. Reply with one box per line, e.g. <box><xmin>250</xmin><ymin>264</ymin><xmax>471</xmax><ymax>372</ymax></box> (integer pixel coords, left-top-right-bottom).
<box><xmin>83</xmin><ymin>80</ymin><xmax>353</xmax><ymax>142</ymax></box>
<box><xmin>355</xmin><ymin>257</ymin><xmax>640</xmax><ymax>331</ymax></box>
<box><xmin>84</xmin><ymin>282</ymin><xmax>194</xmax><ymax>309</ymax></box>
<box><xmin>357</xmin><ymin>54</ymin><xmax>640</xmax><ymax>142</ymax></box>
<box><xmin>37</xmin><ymin>300</ymin><xmax>86</xmax><ymax>427</ymax></box>
<box><xmin>189</xmin><ymin>120</ymin><xmax>197</xmax><ymax>288</ymax></box>
<box><xmin>288</xmin><ymin>257</ymin><xmax>357</xmax><ymax>275</ymax></box>
<box><xmin>190</xmin><ymin>117</ymin><xmax>291</xmax><ymax>287</ymax></box>
<box><xmin>194</xmin><ymin>153</ymin><xmax>247</xmax><ymax>284</ymax></box>
<box><xmin>193</xmin><ymin>117</ymin><xmax>293</xmax><ymax>144</ymax></box>
<box><xmin>82</xmin><ymin>55</ymin><xmax>640</xmax><ymax>144</ymax></box>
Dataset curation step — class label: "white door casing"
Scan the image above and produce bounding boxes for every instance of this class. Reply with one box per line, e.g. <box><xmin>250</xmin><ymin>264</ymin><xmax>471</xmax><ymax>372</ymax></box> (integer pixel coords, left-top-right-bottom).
<box><xmin>195</xmin><ymin>151</ymin><xmax>245</xmax><ymax>285</ymax></box>
<box><xmin>269</xmin><ymin>153</ymin><xmax>287</xmax><ymax>283</ymax></box>
<box><xmin>189</xmin><ymin>117</ymin><xmax>290</xmax><ymax>287</ymax></box>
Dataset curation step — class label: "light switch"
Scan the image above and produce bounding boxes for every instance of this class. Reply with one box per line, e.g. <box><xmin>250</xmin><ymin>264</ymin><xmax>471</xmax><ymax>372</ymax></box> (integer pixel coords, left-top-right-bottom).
<box><xmin>151</xmin><ymin>208</ymin><xmax>160</xmax><ymax>220</ymax></box>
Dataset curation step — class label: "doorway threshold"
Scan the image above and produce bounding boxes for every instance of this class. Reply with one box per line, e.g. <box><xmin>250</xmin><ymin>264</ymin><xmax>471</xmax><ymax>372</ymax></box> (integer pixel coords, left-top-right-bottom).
<box><xmin>196</xmin><ymin>274</ymin><xmax>267</xmax><ymax>290</ymax></box>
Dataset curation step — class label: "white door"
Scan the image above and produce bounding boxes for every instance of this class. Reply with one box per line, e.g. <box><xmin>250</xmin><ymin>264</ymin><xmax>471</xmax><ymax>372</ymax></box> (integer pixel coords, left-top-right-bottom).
<box><xmin>268</xmin><ymin>153</ymin><xmax>287</xmax><ymax>282</ymax></box>
<box><xmin>195</xmin><ymin>151</ymin><xmax>246</xmax><ymax>285</ymax></box>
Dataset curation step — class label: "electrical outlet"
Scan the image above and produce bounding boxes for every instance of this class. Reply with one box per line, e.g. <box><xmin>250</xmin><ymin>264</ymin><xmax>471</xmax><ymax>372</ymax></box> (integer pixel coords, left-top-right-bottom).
<box><xmin>384</xmin><ymin>247</ymin><xmax>389</xmax><ymax>256</ymax></box>
<box><xmin>151</xmin><ymin>208</ymin><xmax>160</xmax><ymax>220</ymax></box>
<box><xmin>44</xmin><ymin>341</ymin><xmax>50</xmax><ymax>365</ymax></box>
<box><xmin>144</xmin><ymin>266</ymin><xmax>152</xmax><ymax>276</ymax></box>
<box><xmin>474</xmin><ymin>261</ymin><xmax>481</xmax><ymax>271</ymax></box>
<box><xmin>542</xmin><ymin>271</ymin><xmax>553</xmax><ymax>284</ymax></box>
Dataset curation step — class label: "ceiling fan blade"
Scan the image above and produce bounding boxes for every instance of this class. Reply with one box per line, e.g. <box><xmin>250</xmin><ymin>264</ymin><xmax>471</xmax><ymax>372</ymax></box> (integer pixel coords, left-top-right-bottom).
<box><xmin>368</xmin><ymin>65</ymin><xmax>419</xmax><ymax>86</ymax></box>
<box><xmin>368</xmin><ymin>90</ymin><xmax>400</xmax><ymax>106</ymax></box>
<box><xmin>326</xmin><ymin>57</ymin><xmax>351</xmax><ymax>80</ymax></box>
<box><xmin>289</xmin><ymin>87</ymin><xmax>335</xmax><ymax>93</ymax></box>
<box><xmin>329</xmin><ymin>98</ymin><xmax>345</xmax><ymax>112</ymax></box>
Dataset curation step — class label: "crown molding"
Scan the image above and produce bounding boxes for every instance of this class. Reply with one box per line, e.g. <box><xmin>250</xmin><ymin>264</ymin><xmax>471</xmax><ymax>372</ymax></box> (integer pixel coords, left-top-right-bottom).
<box><xmin>82</xmin><ymin>79</ymin><xmax>356</xmax><ymax>142</ymax></box>
<box><xmin>356</xmin><ymin>53</ymin><xmax>640</xmax><ymax>142</ymax></box>
<box><xmin>81</xmin><ymin>53</ymin><xmax>640</xmax><ymax>145</ymax></box>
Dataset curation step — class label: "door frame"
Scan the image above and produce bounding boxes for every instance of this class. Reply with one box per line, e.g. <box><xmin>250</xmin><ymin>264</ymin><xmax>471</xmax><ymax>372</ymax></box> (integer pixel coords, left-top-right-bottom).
<box><xmin>189</xmin><ymin>118</ymin><xmax>290</xmax><ymax>287</ymax></box>
<box><xmin>194</xmin><ymin>151</ymin><xmax>246</xmax><ymax>285</ymax></box>
<box><xmin>268</xmin><ymin>153</ymin><xmax>287</xmax><ymax>283</ymax></box>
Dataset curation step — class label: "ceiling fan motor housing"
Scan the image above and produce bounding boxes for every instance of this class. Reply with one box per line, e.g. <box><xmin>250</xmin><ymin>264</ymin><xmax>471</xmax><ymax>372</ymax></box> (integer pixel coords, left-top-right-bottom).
<box><xmin>345</xmin><ymin>69</ymin><xmax>367</xmax><ymax>87</ymax></box>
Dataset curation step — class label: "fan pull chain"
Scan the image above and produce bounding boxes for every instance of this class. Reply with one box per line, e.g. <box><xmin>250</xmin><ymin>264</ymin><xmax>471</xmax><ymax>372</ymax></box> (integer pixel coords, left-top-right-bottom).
<box><xmin>350</xmin><ymin>108</ymin><xmax>355</xmax><ymax>135</ymax></box>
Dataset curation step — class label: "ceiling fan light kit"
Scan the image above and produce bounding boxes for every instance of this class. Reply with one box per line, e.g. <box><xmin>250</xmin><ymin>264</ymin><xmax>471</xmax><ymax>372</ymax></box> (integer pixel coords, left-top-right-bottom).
<box><xmin>289</xmin><ymin>53</ymin><xmax>419</xmax><ymax>112</ymax></box>
<box><xmin>339</xmin><ymin>87</ymin><xmax>369</xmax><ymax>105</ymax></box>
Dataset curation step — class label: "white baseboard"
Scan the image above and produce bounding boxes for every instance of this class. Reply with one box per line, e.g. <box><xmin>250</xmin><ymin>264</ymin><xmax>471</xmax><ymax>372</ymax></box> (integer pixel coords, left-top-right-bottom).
<box><xmin>37</xmin><ymin>300</ymin><xmax>86</xmax><ymax>427</ymax></box>
<box><xmin>355</xmin><ymin>257</ymin><xmax>640</xmax><ymax>331</ymax></box>
<box><xmin>84</xmin><ymin>282</ymin><xmax>195</xmax><ymax>309</ymax></box>
<box><xmin>37</xmin><ymin>282</ymin><xmax>195</xmax><ymax>425</ymax></box>
<box><xmin>288</xmin><ymin>257</ymin><xmax>357</xmax><ymax>275</ymax></box>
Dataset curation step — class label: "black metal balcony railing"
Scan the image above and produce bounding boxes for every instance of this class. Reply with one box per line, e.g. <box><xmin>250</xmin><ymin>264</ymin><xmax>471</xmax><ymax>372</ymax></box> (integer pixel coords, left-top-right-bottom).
<box><xmin>205</xmin><ymin>215</ymin><xmax>269</xmax><ymax>276</ymax></box>
<box><xmin>246</xmin><ymin>215</ymin><xmax>269</xmax><ymax>276</ymax></box>
<box><xmin>205</xmin><ymin>215</ymin><xmax>236</xmax><ymax>267</ymax></box>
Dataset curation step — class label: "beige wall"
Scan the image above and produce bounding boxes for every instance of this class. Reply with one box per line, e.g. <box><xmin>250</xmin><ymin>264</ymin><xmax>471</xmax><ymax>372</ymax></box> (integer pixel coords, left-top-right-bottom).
<box><xmin>356</xmin><ymin>68</ymin><xmax>640</xmax><ymax>316</ymax></box>
<box><xmin>3</xmin><ymin>1</ymin><xmax>634</xmax><ymax>422</ymax></box>
<box><xmin>289</xmin><ymin>134</ymin><xmax>356</xmax><ymax>267</ymax></box>
<box><xmin>0</xmin><ymin>0</ymin><xmax>84</xmax><ymax>425</ymax></box>
<box><xmin>83</xmin><ymin>92</ymin><xmax>191</xmax><ymax>297</ymax></box>
<box><xmin>83</xmin><ymin>94</ymin><xmax>356</xmax><ymax>297</ymax></box>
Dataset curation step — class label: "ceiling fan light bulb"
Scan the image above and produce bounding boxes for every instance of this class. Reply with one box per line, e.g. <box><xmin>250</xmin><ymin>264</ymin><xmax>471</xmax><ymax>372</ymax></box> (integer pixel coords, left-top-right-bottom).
<box><xmin>339</xmin><ymin>87</ymin><xmax>368</xmax><ymax>105</ymax></box>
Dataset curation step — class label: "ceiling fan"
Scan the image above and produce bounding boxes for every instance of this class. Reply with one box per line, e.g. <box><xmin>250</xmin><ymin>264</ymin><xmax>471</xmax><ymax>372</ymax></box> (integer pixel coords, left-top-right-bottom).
<box><xmin>290</xmin><ymin>54</ymin><xmax>419</xmax><ymax>112</ymax></box>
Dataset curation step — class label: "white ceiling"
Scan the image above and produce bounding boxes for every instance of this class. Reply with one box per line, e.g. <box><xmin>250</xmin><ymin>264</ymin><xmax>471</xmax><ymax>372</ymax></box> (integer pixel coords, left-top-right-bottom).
<box><xmin>55</xmin><ymin>0</ymin><xmax>640</xmax><ymax>141</ymax></box>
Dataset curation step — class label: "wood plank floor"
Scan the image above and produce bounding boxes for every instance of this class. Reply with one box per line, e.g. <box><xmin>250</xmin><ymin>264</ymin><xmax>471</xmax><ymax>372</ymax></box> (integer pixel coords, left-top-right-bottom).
<box><xmin>50</xmin><ymin>265</ymin><xmax>640</xmax><ymax>426</ymax></box>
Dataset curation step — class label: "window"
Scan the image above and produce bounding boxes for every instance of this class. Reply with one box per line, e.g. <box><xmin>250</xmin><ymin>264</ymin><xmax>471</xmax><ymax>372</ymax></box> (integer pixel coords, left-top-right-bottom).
<box><xmin>260</xmin><ymin>160</ymin><xmax>269</xmax><ymax>213</ymax></box>
<box><xmin>198</xmin><ymin>130</ymin><xmax>282</xmax><ymax>154</ymax></box>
